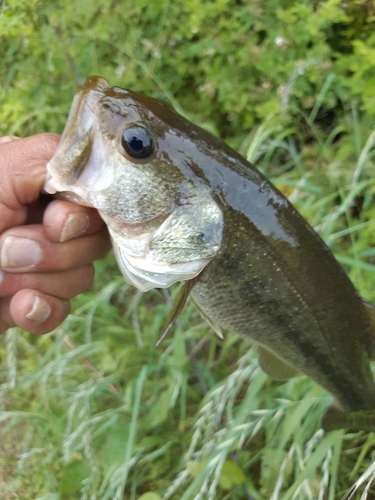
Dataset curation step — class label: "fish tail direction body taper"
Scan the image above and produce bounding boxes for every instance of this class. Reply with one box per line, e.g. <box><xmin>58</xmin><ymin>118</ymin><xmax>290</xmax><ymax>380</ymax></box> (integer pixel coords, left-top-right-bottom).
<box><xmin>44</xmin><ymin>76</ymin><xmax>375</xmax><ymax>432</ymax></box>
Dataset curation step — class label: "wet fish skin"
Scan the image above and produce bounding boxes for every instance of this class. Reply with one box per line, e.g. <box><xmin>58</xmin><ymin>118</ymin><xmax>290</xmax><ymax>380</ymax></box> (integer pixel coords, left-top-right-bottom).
<box><xmin>45</xmin><ymin>76</ymin><xmax>375</xmax><ymax>428</ymax></box>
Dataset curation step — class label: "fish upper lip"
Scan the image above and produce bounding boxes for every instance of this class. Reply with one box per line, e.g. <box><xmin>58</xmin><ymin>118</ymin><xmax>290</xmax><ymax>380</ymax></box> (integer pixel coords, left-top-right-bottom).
<box><xmin>54</xmin><ymin>191</ymin><xmax>93</xmax><ymax>206</ymax></box>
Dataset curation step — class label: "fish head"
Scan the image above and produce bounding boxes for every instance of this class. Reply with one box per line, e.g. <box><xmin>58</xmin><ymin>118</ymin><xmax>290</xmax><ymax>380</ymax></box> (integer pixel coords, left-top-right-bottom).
<box><xmin>45</xmin><ymin>76</ymin><xmax>223</xmax><ymax>291</ymax></box>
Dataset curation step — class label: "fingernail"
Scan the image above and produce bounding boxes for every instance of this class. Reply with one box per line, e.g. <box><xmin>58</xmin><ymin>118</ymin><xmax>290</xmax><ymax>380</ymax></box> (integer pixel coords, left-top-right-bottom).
<box><xmin>60</xmin><ymin>213</ymin><xmax>89</xmax><ymax>242</ymax></box>
<box><xmin>0</xmin><ymin>270</ymin><xmax>3</xmax><ymax>284</ymax></box>
<box><xmin>1</xmin><ymin>236</ymin><xmax>42</xmax><ymax>270</ymax></box>
<box><xmin>26</xmin><ymin>296</ymin><xmax>51</xmax><ymax>322</ymax></box>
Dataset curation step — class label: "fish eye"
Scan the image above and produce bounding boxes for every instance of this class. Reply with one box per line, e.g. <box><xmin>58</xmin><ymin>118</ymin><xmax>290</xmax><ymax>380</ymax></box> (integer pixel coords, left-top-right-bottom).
<box><xmin>121</xmin><ymin>127</ymin><xmax>154</xmax><ymax>160</ymax></box>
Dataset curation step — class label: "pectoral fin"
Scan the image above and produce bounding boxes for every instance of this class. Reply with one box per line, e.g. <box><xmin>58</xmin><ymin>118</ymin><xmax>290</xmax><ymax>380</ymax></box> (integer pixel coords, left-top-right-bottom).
<box><xmin>257</xmin><ymin>347</ymin><xmax>298</xmax><ymax>381</ymax></box>
<box><xmin>156</xmin><ymin>274</ymin><xmax>201</xmax><ymax>346</ymax></box>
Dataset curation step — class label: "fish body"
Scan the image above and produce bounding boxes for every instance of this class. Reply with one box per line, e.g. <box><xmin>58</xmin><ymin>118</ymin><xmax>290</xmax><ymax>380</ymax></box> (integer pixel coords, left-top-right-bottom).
<box><xmin>45</xmin><ymin>76</ymin><xmax>375</xmax><ymax>427</ymax></box>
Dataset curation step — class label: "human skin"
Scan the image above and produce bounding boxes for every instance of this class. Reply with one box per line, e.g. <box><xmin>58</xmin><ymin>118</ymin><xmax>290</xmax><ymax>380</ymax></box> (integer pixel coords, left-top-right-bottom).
<box><xmin>0</xmin><ymin>133</ymin><xmax>111</xmax><ymax>334</ymax></box>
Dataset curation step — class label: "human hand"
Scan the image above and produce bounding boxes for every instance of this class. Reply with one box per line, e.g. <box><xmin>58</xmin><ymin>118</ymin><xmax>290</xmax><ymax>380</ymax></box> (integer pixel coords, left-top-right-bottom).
<box><xmin>0</xmin><ymin>134</ymin><xmax>111</xmax><ymax>334</ymax></box>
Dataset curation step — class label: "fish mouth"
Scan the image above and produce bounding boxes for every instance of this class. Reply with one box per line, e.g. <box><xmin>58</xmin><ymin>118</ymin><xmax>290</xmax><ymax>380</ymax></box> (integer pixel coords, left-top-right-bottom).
<box><xmin>44</xmin><ymin>76</ymin><xmax>110</xmax><ymax>200</ymax></box>
<box><xmin>46</xmin><ymin>189</ymin><xmax>94</xmax><ymax>207</ymax></box>
<box><xmin>54</xmin><ymin>76</ymin><xmax>109</xmax><ymax>159</ymax></box>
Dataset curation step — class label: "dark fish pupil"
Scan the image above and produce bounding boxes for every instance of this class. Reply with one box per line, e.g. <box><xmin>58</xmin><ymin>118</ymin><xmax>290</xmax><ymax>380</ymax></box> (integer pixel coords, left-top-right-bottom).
<box><xmin>129</xmin><ymin>136</ymin><xmax>144</xmax><ymax>152</ymax></box>
<box><xmin>121</xmin><ymin>127</ymin><xmax>154</xmax><ymax>159</ymax></box>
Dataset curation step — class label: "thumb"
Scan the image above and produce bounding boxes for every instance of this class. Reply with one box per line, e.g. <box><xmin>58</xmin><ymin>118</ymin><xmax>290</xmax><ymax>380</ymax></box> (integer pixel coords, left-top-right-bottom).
<box><xmin>0</xmin><ymin>133</ymin><xmax>60</xmax><ymax>233</ymax></box>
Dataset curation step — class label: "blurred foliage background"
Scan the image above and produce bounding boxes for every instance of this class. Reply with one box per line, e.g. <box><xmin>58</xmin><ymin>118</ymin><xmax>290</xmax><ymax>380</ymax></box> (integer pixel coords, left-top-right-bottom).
<box><xmin>2</xmin><ymin>0</ymin><xmax>375</xmax><ymax>498</ymax></box>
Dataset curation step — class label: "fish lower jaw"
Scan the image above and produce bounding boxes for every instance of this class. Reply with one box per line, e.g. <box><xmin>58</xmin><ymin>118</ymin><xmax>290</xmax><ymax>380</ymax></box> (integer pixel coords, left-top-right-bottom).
<box><xmin>43</xmin><ymin>172</ymin><xmax>95</xmax><ymax>207</ymax></box>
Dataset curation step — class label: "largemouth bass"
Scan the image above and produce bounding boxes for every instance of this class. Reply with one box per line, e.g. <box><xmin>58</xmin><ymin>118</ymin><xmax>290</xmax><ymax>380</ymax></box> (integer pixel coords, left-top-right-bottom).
<box><xmin>44</xmin><ymin>76</ymin><xmax>375</xmax><ymax>431</ymax></box>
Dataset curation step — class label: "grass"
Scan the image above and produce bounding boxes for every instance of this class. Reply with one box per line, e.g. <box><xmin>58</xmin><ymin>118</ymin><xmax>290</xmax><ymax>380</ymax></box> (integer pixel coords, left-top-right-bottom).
<box><xmin>2</xmin><ymin>99</ymin><xmax>375</xmax><ymax>499</ymax></box>
<box><xmin>2</xmin><ymin>11</ymin><xmax>375</xmax><ymax>497</ymax></box>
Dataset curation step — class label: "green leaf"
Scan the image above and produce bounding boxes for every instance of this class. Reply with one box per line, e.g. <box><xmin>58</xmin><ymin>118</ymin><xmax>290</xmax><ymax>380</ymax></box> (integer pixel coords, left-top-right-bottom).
<box><xmin>137</xmin><ymin>493</ymin><xmax>162</xmax><ymax>500</ymax></box>
<box><xmin>60</xmin><ymin>456</ymin><xmax>90</xmax><ymax>497</ymax></box>
<box><xmin>218</xmin><ymin>460</ymin><xmax>245</xmax><ymax>489</ymax></box>
<box><xmin>143</xmin><ymin>383</ymin><xmax>176</xmax><ymax>430</ymax></box>
<box><xmin>101</xmin><ymin>420</ymin><xmax>130</xmax><ymax>471</ymax></box>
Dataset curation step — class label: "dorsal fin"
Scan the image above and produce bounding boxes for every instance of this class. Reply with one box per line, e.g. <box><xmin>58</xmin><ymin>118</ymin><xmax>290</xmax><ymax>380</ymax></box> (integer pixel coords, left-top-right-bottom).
<box><xmin>257</xmin><ymin>346</ymin><xmax>298</xmax><ymax>380</ymax></box>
